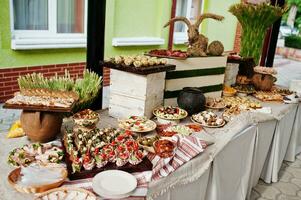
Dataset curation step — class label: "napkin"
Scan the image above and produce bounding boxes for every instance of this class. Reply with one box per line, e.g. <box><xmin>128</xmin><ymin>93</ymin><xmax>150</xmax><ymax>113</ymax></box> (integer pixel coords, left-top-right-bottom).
<box><xmin>148</xmin><ymin>135</ymin><xmax>207</xmax><ymax>181</ymax></box>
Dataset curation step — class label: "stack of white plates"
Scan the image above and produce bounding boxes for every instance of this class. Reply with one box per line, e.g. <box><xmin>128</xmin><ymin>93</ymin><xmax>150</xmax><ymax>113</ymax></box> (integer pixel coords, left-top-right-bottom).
<box><xmin>92</xmin><ymin>170</ymin><xmax>137</xmax><ymax>199</ymax></box>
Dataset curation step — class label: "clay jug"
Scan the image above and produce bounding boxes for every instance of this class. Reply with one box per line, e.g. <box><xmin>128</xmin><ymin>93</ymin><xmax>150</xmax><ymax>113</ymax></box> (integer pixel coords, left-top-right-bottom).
<box><xmin>20</xmin><ymin>111</ymin><xmax>63</xmax><ymax>142</ymax></box>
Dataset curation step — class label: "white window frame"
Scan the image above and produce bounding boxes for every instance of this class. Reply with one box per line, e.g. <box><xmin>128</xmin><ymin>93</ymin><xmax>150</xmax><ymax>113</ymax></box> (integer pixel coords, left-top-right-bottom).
<box><xmin>9</xmin><ymin>0</ymin><xmax>87</xmax><ymax>50</ymax></box>
<box><xmin>174</xmin><ymin>0</ymin><xmax>204</xmax><ymax>45</ymax></box>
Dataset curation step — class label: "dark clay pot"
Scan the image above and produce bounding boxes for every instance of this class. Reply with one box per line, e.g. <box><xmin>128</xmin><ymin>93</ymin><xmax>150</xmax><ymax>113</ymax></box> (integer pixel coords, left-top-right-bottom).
<box><xmin>177</xmin><ymin>87</ymin><xmax>206</xmax><ymax>115</ymax></box>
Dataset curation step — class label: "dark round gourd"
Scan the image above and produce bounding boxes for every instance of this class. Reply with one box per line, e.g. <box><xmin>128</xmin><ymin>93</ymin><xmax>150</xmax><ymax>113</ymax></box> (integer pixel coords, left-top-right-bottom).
<box><xmin>177</xmin><ymin>87</ymin><xmax>206</xmax><ymax>115</ymax></box>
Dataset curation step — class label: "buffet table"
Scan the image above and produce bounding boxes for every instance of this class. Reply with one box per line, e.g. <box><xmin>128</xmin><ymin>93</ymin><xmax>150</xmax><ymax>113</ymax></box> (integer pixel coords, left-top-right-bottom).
<box><xmin>0</xmin><ymin>102</ymin><xmax>300</xmax><ymax>200</ymax></box>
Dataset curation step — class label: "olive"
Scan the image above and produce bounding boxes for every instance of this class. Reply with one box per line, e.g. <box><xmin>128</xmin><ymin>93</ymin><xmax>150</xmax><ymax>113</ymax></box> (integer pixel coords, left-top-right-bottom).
<box><xmin>142</xmin><ymin>140</ymin><xmax>148</xmax><ymax>145</ymax></box>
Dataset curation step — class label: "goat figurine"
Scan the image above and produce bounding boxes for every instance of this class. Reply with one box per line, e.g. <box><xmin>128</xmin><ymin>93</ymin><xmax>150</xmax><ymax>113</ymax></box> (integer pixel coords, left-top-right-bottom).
<box><xmin>164</xmin><ymin>13</ymin><xmax>224</xmax><ymax>57</ymax></box>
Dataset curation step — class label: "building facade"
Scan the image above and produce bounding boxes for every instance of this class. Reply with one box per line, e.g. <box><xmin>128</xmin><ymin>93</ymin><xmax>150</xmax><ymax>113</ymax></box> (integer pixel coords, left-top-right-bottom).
<box><xmin>0</xmin><ymin>0</ymin><xmax>240</xmax><ymax>104</ymax></box>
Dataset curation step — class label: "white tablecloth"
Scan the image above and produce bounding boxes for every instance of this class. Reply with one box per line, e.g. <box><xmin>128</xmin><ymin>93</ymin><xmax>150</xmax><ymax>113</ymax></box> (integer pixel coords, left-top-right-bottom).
<box><xmin>1</xmin><ymin>103</ymin><xmax>301</xmax><ymax>200</ymax></box>
<box><xmin>154</xmin><ymin>167</ymin><xmax>210</xmax><ymax>200</ymax></box>
<box><xmin>260</xmin><ymin>105</ymin><xmax>298</xmax><ymax>183</ymax></box>
<box><xmin>285</xmin><ymin>103</ymin><xmax>301</xmax><ymax>162</ymax></box>
<box><xmin>205</xmin><ymin>125</ymin><xmax>257</xmax><ymax>200</ymax></box>
<box><xmin>247</xmin><ymin>120</ymin><xmax>277</xmax><ymax>199</ymax></box>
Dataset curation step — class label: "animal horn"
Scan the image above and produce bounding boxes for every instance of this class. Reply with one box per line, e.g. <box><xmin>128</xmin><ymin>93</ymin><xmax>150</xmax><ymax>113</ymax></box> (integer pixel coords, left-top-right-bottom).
<box><xmin>163</xmin><ymin>17</ymin><xmax>191</xmax><ymax>28</ymax></box>
<box><xmin>195</xmin><ymin>13</ymin><xmax>224</xmax><ymax>28</ymax></box>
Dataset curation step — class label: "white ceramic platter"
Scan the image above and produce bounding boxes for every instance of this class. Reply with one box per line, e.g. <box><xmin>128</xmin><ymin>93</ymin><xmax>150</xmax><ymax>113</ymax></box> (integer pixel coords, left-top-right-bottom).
<box><xmin>92</xmin><ymin>170</ymin><xmax>137</xmax><ymax>199</ymax></box>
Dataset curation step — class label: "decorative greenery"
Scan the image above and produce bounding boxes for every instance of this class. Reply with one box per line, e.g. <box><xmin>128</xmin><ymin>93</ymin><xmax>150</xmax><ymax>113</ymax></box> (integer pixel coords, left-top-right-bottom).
<box><xmin>18</xmin><ymin>70</ymin><xmax>74</xmax><ymax>91</ymax></box>
<box><xmin>229</xmin><ymin>3</ymin><xmax>287</xmax><ymax>64</ymax></box>
<box><xmin>18</xmin><ymin>70</ymin><xmax>102</xmax><ymax>112</ymax></box>
<box><xmin>285</xmin><ymin>35</ymin><xmax>301</xmax><ymax>49</ymax></box>
<box><xmin>283</xmin><ymin>0</ymin><xmax>301</xmax><ymax>30</ymax></box>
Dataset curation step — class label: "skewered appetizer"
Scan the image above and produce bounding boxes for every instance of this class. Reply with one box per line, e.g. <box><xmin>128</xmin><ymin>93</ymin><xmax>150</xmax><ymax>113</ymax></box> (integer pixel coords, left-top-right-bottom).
<box><xmin>153</xmin><ymin>106</ymin><xmax>188</xmax><ymax>120</ymax></box>
<box><xmin>64</xmin><ymin>128</ymin><xmax>147</xmax><ymax>173</ymax></box>
<box><xmin>8</xmin><ymin>142</ymin><xmax>64</xmax><ymax>167</ymax></box>
<box><xmin>107</xmin><ymin>55</ymin><xmax>167</xmax><ymax>68</ymax></box>
<box><xmin>118</xmin><ymin>116</ymin><xmax>156</xmax><ymax>132</ymax></box>
<box><xmin>192</xmin><ymin>111</ymin><xmax>225</xmax><ymax>127</ymax></box>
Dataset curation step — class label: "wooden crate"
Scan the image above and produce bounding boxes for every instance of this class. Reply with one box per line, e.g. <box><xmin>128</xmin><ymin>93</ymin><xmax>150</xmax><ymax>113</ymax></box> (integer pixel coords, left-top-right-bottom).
<box><xmin>109</xmin><ymin>69</ymin><xmax>166</xmax><ymax>119</ymax></box>
<box><xmin>164</xmin><ymin>56</ymin><xmax>227</xmax><ymax>106</ymax></box>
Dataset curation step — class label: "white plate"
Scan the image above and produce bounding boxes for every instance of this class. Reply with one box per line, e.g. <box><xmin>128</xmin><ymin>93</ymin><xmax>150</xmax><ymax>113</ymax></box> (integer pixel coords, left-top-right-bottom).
<box><xmin>92</xmin><ymin>170</ymin><xmax>137</xmax><ymax>198</ymax></box>
<box><xmin>191</xmin><ymin>117</ymin><xmax>226</xmax><ymax>128</ymax></box>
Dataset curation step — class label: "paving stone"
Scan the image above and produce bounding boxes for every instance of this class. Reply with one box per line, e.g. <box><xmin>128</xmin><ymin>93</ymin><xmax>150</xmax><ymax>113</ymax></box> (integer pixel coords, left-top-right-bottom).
<box><xmin>286</xmin><ymin>160</ymin><xmax>301</xmax><ymax>168</ymax></box>
<box><xmin>253</xmin><ymin>184</ymin><xmax>281</xmax><ymax>199</ymax></box>
<box><xmin>273</xmin><ymin>182</ymin><xmax>299</xmax><ymax>196</ymax></box>
<box><xmin>277</xmin><ymin>194</ymin><xmax>301</xmax><ymax>200</ymax></box>
<box><xmin>286</xmin><ymin>168</ymin><xmax>301</xmax><ymax>179</ymax></box>
<box><xmin>250</xmin><ymin>190</ymin><xmax>261</xmax><ymax>200</ymax></box>
<box><xmin>278</xmin><ymin>170</ymin><xmax>294</xmax><ymax>183</ymax></box>
<box><xmin>291</xmin><ymin>178</ymin><xmax>301</xmax><ymax>188</ymax></box>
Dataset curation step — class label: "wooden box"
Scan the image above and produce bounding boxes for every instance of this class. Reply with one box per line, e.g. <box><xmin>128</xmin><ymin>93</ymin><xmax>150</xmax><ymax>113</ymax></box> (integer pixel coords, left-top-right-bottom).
<box><xmin>109</xmin><ymin>69</ymin><xmax>166</xmax><ymax>119</ymax></box>
<box><xmin>164</xmin><ymin>56</ymin><xmax>227</xmax><ymax>106</ymax></box>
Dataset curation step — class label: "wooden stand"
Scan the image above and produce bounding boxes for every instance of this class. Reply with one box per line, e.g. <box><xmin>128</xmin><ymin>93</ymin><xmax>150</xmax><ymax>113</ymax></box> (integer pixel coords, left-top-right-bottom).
<box><xmin>109</xmin><ymin>69</ymin><xmax>166</xmax><ymax>119</ymax></box>
<box><xmin>164</xmin><ymin>56</ymin><xmax>227</xmax><ymax>106</ymax></box>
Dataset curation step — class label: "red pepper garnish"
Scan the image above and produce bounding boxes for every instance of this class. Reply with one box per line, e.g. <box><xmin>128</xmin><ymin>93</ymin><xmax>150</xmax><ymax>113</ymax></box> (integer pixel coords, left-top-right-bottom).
<box><xmin>109</xmin><ymin>151</ymin><xmax>115</xmax><ymax>157</ymax></box>
<box><xmin>125</xmin><ymin>130</ymin><xmax>132</xmax><ymax>136</ymax></box>
<box><xmin>117</xmin><ymin>145</ymin><xmax>124</xmax><ymax>151</ymax></box>
<box><xmin>133</xmin><ymin>142</ymin><xmax>139</xmax><ymax>151</ymax></box>
<box><xmin>136</xmin><ymin>151</ymin><xmax>143</xmax><ymax>159</ymax></box>
<box><xmin>83</xmin><ymin>153</ymin><xmax>91</xmax><ymax>163</ymax></box>
<box><xmin>117</xmin><ymin>135</ymin><xmax>124</xmax><ymax>141</ymax></box>
<box><xmin>94</xmin><ymin>148</ymin><xmax>99</xmax><ymax>155</ymax></box>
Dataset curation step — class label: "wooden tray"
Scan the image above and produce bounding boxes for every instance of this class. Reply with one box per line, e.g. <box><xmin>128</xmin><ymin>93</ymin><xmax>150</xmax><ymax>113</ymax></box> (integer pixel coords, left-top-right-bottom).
<box><xmin>145</xmin><ymin>53</ymin><xmax>187</xmax><ymax>60</ymax></box>
<box><xmin>62</xmin><ymin>141</ymin><xmax>153</xmax><ymax>180</ymax></box>
<box><xmin>3</xmin><ymin>101</ymin><xmax>75</xmax><ymax>113</ymax></box>
<box><xmin>101</xmin><ymin>61</ymin><xmax>176</xmax><ymax>75</ymax></box>
<box><xmin>8</xmin><ymin>167</ymin><xmax>67</xmax><ymax>194</ymax></box>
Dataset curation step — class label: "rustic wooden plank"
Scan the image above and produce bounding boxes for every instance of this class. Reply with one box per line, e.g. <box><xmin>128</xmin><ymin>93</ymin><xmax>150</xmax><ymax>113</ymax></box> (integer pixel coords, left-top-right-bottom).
<box><xmin>101</xmin><ymin>61</ymin><xmax>175</xmax><ymax>75</ymax></box>
<box><xmin>164</xmin><ymin>84</ymin><xmax>223</xmax><ymax>99</ymax></box>
<box><xmin>3</xmin><ymin>102</ymin><xmax>75</xmax><ymax>113</ymax></box>
<box><xmin>165</xmin><ymin>67</ymin><xmax>225</xmax><ymax>79</ymax></box>
<box><xmin>167</xmin><ymin>56</ymin><xmax>227</xmax><ymax>71</ymax></box>
<box><xmin>165</xmin><ymin>74</ymin><xmax>225</xmax><ymax>91</ymax></box>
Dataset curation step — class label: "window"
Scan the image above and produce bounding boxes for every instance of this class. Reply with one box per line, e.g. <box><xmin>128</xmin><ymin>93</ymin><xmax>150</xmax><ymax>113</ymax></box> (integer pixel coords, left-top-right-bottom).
<box><xmin>10</xmin><ymin>0</ymin><xmax>87</xmax><ymax>49</ymax></box>
<box><xmin>174</xmin><ymin>0</ymin><xmax>204</xmax><ymax>44</ymax></box>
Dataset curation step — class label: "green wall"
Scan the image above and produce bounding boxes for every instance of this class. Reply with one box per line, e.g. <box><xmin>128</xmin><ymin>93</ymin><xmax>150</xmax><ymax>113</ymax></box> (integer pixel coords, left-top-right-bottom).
<box><xmin>202</xmin><ymin>0</ymin><xmax>240</xmax><ymax>51</ymax></box>
<box><xmin>0</xmin><ymin>0</ymin><xmax>239</xmax><ymax>69</ymax></box>
<box><xmin>104</xmin><ymin>0</ymin><xmax>172</xmax><ymax>58</ymax></box>
<box><xmin>0</xmin><ymin>0</ymin><xmax>86</xmax><ymax>69</ymax></box>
